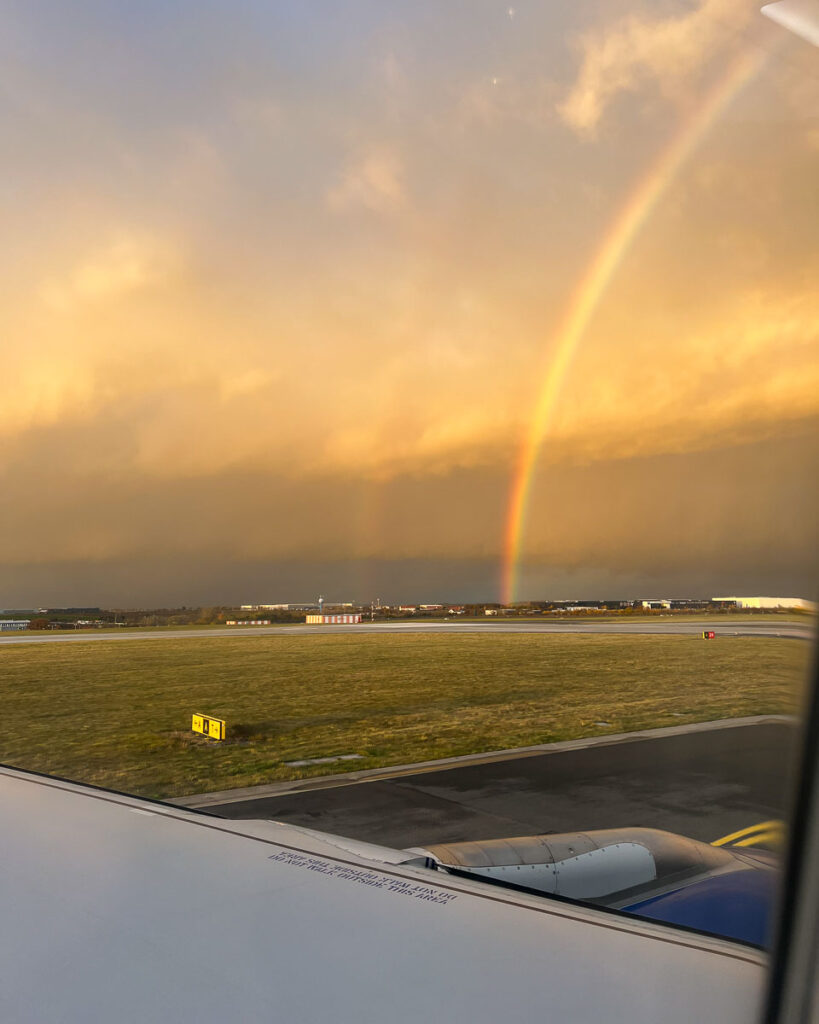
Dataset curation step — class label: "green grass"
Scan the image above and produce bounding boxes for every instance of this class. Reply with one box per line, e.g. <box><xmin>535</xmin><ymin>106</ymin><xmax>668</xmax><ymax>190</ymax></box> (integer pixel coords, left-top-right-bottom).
<box><xmin>0</xmin><ymin>633</ymin><xmax>807</xmax><ymax>799</ymax></box>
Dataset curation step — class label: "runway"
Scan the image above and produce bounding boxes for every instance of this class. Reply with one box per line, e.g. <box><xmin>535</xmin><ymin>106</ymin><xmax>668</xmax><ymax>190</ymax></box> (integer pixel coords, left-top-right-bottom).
<box><xmin>181</xmin><ymin>716</ymin><xmax>800</xmax><ymax>850</ymax></box>
<box><xmin>0</xmin><ymin>618</ymin><xmax>812</xmax><ymax>645</ymax></box>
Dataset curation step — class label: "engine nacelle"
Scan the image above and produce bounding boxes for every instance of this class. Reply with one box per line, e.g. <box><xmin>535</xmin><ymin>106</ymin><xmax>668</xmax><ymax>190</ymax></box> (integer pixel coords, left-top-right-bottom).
<box><xmin>408</xmin><ymin>827</ymin><xmax>741</xmax><ymax>904</ymax></box>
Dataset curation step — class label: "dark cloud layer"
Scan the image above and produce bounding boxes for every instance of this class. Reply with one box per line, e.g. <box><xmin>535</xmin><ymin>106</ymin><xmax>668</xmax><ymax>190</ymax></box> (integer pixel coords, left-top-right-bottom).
<box><xmin>3</xmin><ymin>424</ymin><xmax>816</xmax><ymax>606</ymax></box>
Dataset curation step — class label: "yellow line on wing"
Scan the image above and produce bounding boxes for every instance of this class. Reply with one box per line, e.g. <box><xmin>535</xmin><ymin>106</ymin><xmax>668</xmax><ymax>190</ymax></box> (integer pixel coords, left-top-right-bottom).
<box><xmin>733</xmin><ymin>830</ymin><xmax>783</xmax><ymax>849</ymax></box>
<box><xmin>712</xmin><ymin>820</ymin><xmax>783</xmax><ymax>847</ymax></box>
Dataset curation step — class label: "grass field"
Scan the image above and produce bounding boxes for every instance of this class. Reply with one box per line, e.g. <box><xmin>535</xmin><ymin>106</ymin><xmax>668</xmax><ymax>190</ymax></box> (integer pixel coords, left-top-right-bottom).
<box><xmin>0</xmin><ymin>632</ymin><xmax>807</xmax><ymax>799</ymax></box>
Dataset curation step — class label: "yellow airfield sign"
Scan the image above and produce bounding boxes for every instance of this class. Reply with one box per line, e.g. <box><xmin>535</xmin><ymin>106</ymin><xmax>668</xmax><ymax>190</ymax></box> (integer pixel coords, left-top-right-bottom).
<box><xmin>192</xmin><ymin>713</ymin><xmax>226</xmax><ymax>741</ymax></box>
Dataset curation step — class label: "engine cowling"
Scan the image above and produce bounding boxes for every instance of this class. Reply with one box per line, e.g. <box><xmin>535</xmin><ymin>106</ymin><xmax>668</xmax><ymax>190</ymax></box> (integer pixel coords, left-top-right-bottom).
<box><xmin>407</xmin><ymin>827</ymin><xmax>744</xmax><ymax>904</ymax></box>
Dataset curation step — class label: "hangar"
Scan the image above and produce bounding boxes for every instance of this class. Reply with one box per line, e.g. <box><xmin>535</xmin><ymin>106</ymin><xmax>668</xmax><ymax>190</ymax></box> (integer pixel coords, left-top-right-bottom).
<box><xmin>305</xmin><ymin>613</ymin><xmax>362</xmax><ymax>624</ymax></box>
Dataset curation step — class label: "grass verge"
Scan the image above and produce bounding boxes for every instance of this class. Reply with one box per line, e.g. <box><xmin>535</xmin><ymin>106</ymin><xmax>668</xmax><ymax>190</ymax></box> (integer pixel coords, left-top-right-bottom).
<box><xmin>0</xmin><ymin>632</ymin><xmax>807</xmax><ymax>799</ymax></box>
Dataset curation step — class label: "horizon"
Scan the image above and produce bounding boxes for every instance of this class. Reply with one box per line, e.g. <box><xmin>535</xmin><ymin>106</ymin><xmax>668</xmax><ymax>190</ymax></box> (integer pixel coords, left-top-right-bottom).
<box><xmin>3</xmin><ymin>594</ymin><xmax>816</xmax><ymax>615</ymax></box>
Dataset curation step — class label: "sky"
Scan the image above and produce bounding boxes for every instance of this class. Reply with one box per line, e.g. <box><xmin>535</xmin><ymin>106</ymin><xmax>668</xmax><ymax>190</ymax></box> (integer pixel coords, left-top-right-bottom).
<box><xmin>1</xmin><ymin>0</ymin><xmax>817</xmax><ymax>607</ymax></box>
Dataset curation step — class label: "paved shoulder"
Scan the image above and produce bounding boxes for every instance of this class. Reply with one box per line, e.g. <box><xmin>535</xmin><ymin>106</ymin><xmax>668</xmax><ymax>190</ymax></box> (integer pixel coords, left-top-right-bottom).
<box><xmin>178</xmin><ymin>716</ymin><xmax>798</xmax><ymax>850</ymax></box>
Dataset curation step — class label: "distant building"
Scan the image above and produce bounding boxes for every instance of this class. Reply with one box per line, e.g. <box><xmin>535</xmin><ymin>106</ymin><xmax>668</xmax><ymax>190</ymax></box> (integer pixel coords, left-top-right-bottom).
<box><xmin>0</xmin><ymin>620</ymin><xmax>30</xmax><ymax>631</ymax></box>
<box><xmin>241</xmin><ymin>604</ymin><xmax>318</xmax><ymax>612</ymax></box>
<box><xmin>641</xmin><ymin>600</ymin><xmax>672</xmax><ymax>610</ymax></box>
<box><xmin>305</xmin><ymin>614</ymin><xmax>362</xmax><ymax>625</ymax></box>
<box><xmin>712</xmin><ymin>597</ymin><xmax>816</xmax><ymax>611</ymax></box>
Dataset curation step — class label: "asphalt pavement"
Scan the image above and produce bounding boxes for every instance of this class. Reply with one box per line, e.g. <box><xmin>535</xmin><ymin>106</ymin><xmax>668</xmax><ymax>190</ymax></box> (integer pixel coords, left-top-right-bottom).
<box><xmin>0</xmin><ymin>619</ymin><xmax>812</xmax><ymax>645</ymax></box>
<box><xmin>183</xmin><ymin>716</ymin><xmax>800</xmax><ymax>850</ymax></box>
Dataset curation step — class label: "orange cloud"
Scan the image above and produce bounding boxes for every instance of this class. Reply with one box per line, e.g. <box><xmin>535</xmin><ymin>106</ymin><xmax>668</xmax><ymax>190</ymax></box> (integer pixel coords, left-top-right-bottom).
<box><xmin>39</xmin><ymin>231</ymin><xmax>181</xmax><ymax>310</ymax></box>
<box><xmin>558</xmin><ymin>0</ymin><xmax>753</xmax><ymax>135</ymax></box>
<box><xmin>326</xmin><ymin>146</ymin><xmax>406</xmax><ymax>214</ymax></box>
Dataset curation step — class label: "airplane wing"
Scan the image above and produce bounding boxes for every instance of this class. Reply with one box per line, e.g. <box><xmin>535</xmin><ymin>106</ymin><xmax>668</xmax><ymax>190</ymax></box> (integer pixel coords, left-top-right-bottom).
<box><xmin>761</xmin><ymin>0</ymin><xmax>819</xmax><ymax>47</ymax></box>
<box><xmin>0</xmin><ymin>765</ymin><xmax>765</xmax><ymax>1024</ymax></box>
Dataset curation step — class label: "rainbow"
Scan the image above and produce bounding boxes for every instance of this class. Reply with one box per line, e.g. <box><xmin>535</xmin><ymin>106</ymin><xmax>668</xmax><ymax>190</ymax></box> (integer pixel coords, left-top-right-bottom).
<box><xmin>500</xmin><ymin>49</ymin><xmax>766</xmax><ymax>605</ymax></box>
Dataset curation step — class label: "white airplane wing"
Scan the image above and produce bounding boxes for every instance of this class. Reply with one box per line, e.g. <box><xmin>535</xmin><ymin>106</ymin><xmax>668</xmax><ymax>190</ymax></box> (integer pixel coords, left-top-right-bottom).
<box><xmin>0</xmin><ymin>765</ymin><xmax>765</xmax><ymax>1024</ymax></box>
<box><xmin>761</xmin><ymin>0</ymin><xmax>819</xmax><ymax>46</ymax></box>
